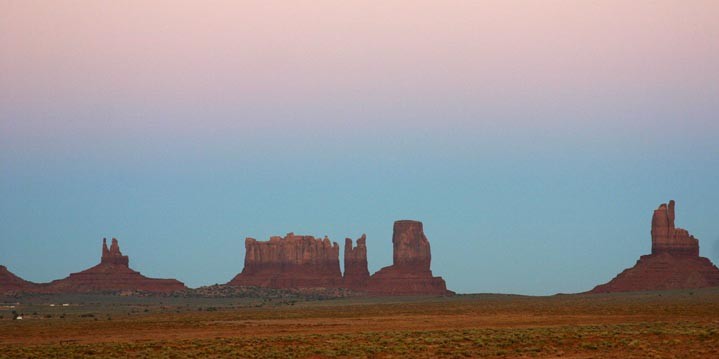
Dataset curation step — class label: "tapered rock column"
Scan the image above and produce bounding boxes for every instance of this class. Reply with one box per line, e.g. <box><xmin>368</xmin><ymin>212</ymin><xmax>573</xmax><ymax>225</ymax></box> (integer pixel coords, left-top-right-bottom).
<box><xmin>343</xmin><ymin>234</ymin><xmax>370</xmax><ymax>289</ymax></box>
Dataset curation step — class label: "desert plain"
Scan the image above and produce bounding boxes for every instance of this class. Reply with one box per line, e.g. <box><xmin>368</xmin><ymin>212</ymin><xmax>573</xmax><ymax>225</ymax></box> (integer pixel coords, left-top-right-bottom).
<box><xmin>2</xmin><ymin>288</ymin><xmax>719</xmax><ymax>358</ymax></box>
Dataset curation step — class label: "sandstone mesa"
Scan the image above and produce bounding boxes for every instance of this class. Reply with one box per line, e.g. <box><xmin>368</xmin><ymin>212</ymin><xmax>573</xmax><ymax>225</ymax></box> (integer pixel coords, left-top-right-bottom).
<box><xmin>228</xmin><ymin>233</ymin><xmax>343</xmax><ymax>288</ymax></box>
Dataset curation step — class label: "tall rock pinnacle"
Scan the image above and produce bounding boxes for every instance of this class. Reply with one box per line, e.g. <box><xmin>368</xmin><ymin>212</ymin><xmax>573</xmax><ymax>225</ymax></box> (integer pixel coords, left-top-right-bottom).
<box><xmin>651</xmin><ymin>200</ymin><xmax>699</xmax><ymax>256</ymax></box>
<box><xmin>367</xmin><ymin>220</ymin><xmax>452</xmax><ymax>296</ymax></box>
<box><xmin>101</xmin><ymin>238</ymin><xmax>130</xmax><ymax>266</ymax></box>
<box><xmin>343</xmin><ymin>234</ymin><xmax>370</xmax><ymax>289</ymax></box>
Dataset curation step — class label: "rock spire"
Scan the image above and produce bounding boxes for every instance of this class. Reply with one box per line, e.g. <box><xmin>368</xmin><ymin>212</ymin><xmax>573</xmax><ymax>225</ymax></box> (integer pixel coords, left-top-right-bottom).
<box><xmin>591</xmin><ymin>200</ymin><xmax>719</xmax><ymax>293</ymax></box>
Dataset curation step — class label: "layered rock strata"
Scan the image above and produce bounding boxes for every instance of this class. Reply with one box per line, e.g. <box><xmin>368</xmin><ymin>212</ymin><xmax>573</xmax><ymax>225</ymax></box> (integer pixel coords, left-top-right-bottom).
<box><xmin>228</xmin><ymin>233</ymin><xmax>342</xmax><ymax>288</ymax></box>
<box><xmin>591</xmin><ymin>201</ymin><xmax>719</xmax><ymax>293</ymax></box>
<box><xmin>367</xmin><ymin>220</ymin><xmax>452</xmax><ymax>295</ymax></box>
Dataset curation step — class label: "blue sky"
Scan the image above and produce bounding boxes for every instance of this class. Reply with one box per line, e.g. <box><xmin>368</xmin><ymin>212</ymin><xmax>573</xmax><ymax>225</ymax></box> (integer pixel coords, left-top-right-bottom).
<box><xmin>1</xmin><ymin>1</ymin><xmax>718</xmax><ymax>294</ymax></box>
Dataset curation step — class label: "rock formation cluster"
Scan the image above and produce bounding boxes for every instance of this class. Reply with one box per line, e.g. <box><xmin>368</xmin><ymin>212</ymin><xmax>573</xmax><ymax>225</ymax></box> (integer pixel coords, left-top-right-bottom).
<box><xmin>10</xmin><ymin>201</ymin><xmax>715</xmax><ymax>297</ymax></box>
<box><xmin>227</xmin><ymin>220</ymin><xmax>451</xmax><ymax>296</ymax></box>
<box><xmin>591</xmin><ymin>201</ymin><xmax>719</xmax><ymax>293</ymax></box>
<box><xmin>228</xmin><ymin>233</ymin><xmax>343</xmax><ymax>288</ymax></box>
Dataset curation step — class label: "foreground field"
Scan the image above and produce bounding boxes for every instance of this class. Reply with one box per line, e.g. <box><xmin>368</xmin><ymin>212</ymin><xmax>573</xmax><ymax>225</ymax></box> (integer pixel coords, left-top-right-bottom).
<box><xmin>2</xmin><ymin>289</ymin><xmax>719</xmax><ymax>358</ymax></box>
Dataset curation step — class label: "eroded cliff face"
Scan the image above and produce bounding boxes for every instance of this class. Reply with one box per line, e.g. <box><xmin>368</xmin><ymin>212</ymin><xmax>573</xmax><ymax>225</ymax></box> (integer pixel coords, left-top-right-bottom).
<box><xmin>343</xmin><ymin>234</ymin><xmax>369</xmax><ymax>289</ymax></box>
<box><xmin>651</xmin><ymin>200</ymin><xmax>699</xmax><ymax>256</ymax></box>
<box><xmin>45</xmin><ymin>238</ymin><xmax>186</xmax><ymax>294</ymax></box>
<box><xmin>591</xmin><ymin>201</ymin><xmax>719</xmax><ymax>293</ymax></box>
<box><xmin>367</xmin><ymin>220</ymin><xmax>452</xmax><ymax>296</ymax></box>
<box><xmin>228</xmin><ymin>233</ymin><xmax>342</xmax><ymax>288</ymax></box>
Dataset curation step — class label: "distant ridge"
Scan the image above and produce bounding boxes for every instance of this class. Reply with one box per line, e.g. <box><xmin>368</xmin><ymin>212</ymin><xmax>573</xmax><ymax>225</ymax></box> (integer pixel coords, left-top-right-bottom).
<box><xmin>1</xmin><ymin>238</ymin><xmax>186</xmax><ymax>294</ymax></box>
<box><xmin>0</xmin><ymin>265</ymin><xmax>37</xmax><ymax>294</ymax></box>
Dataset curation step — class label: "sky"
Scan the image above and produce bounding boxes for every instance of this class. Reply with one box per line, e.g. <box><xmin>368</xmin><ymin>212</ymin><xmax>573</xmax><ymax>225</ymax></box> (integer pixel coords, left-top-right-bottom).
<box><xmin>1</xmin><ymin>1</ymin><xmax>718</xmax><ymax>295</ymax></box>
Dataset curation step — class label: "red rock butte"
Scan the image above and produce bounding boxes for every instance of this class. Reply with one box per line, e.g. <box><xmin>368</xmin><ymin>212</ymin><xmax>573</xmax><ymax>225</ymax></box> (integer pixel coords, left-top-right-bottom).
<box><xmin>366</xmin><ymin>220</ymin><xmax>452</xmax><ymax>296</ymax></box>
<box><xmin>591</xmin><ymin>200</ymin><xmax>719</xmax><ymax>293</ymax></box>
<box><xmin>44</xmin><ymin>238</ymin><xmax>186</xmax><ymax>294</ymax></box>
<box><xmin>228</xmin><ymin>233</ymin><xmax>343</xmax><ymax>288</ymax></box>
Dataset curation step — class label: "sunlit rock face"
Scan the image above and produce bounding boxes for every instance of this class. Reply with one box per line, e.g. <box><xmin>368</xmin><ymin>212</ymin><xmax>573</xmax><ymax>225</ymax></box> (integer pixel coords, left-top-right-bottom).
<box><xmin>591</xmin><ymin>201</ymin><xmax>719</xmax><ymax>293</ymax></box>
<box><xmin>228</xmin><ymin>233</ymin><xmax>343</xmax><ymax>289</ymax></box>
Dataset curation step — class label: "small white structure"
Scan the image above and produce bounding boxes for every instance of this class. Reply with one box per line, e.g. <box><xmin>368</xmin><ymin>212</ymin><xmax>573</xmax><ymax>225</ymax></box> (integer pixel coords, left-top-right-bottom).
<box><xmin>15</xmin><ymin>315</ymin><xmax>23</xmax><ymax>320</ymax></box>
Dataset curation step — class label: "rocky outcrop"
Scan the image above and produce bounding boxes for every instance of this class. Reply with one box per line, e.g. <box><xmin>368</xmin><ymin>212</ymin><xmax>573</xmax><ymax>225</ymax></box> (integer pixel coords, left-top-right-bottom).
<box><xmin>591</xmin><ymin>201</ymin><xmax>719</xmax><ymax>293</ymax></box>
<box><xmin>228</xmin><ymin>233</ymin><xmax>342</xmax><ymax>288</ymax></box>
<box><xmin>343</xmin><ymin>234</ymin><xmax>369</xmax><ymax>289</ymax></box>
<box><xmin>102</xmin><ymin>238</ymin><xmax>129</xmax><ymax>265</ymax></box>
<box><xmin>0</xmin><ymin>265</ymin><xmax>38</xmax><ymax>294</ymax></box>
<box><xmin>651</xmin><ymin>200</ymin><xmax>699</xmax><ymax>256</ymax></box>
<box><xmin>45</xmin><ymin>238</ymin><xmax>186</xmax><ymax>293</ymax></box>
<box><xmin>367</xmin><ymin>220</ymin><xmax>452</xmax><ymax>295</ymax></box>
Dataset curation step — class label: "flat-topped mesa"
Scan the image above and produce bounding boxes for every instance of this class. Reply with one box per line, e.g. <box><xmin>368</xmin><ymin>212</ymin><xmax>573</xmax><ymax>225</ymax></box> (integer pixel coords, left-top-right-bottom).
<box><xmin>343</xmin><ymin>234</ymin><xmax>369</xmax><ymax>289</ymax></box>
<box><xmin>44</xmin><ymin>238</ymin><xmax>186</xmax><ymax>294</ymax></box>
<box><xmin>367</xmin><ymin>220</ymin><xmax>452</xmax><ymax>296</ymax></box>
<box><xmin>101</xmin><ymin>238</ymin><xmax>130</xmax><ymax>266</ymax></box>
<box><xmin>590</xmin><ymin>200</ymin><xmax>719</xmax><ymax>293</ymax></box>
<box><xmin>651</xmin><ymin>200</ymin><xmax>699</xmax><ymax>256</ymax></box>
<box><xmin>228</xmin><ymin>233</ymin><xmax>343</xmax><ymax>289</ymax></box>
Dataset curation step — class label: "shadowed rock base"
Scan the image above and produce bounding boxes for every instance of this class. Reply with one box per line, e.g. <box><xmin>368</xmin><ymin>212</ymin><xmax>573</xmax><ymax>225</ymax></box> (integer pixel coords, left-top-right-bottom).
<box><xmin>591</xmin><ymin>200</ymin><xmax>719</xmax><ymax>293</ymax></box>
<box><xmin>367</xmin><ymin>267</ymin><xmax>450</xmax><ymax>295</ymax></box>
<box><xmin>591</xmin><ymin>253</ymin><xmax>719</xmax><ymax>293</ymax></box>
